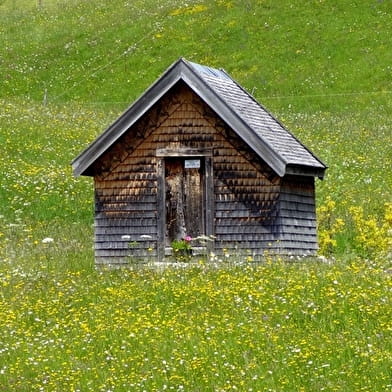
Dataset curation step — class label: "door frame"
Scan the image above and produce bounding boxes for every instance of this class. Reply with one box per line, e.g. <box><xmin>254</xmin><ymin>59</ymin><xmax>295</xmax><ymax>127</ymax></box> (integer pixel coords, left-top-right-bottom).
<box><xmin>156</xmin><ymin>147</ymin><xmax>214</xmax><ymax>261</ymax></box>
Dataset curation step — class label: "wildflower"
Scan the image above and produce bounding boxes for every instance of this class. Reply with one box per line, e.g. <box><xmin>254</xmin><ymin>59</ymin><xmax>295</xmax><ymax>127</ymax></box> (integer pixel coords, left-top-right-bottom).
<box><xmin>195</xmin><ymin>234</ymin><xmax>215</xmax><ymax>242</ymax></box>
<box><xmin>171</xmin><ymin>238</ymin><xmax>192</xmax><ymax>262</ymax></box>
<box><xmin>209</xmin><ymin>252</ymin><xmax>217</xmax><ymax>262</ymax></box>
<box><xmin>41</xmin><ymin>237</ymin><xmax>54</xmax><ymax>243</ymax></box>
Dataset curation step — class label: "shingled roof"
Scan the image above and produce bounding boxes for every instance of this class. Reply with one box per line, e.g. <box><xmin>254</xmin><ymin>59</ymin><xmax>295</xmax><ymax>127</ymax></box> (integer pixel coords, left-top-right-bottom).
<box><xmin>72</xmin><ymin>58</ymin><xmax>327</xmax><ymax>178</ymax></box>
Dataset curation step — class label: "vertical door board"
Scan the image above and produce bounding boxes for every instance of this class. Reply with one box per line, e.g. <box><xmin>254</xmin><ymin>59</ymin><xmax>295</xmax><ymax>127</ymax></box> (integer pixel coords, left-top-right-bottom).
<box><xmin>165</xmin><ymin>158</ymin><xmax>204</xmax><ymax>242</ymax></box>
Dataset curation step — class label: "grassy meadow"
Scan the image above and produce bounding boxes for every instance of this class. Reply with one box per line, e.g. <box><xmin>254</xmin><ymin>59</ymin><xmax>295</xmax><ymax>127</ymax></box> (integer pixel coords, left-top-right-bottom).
<box><xmin>0</xmin><ymin>0</ymin><xmax>392</xmax><ymax>390</ymax></box>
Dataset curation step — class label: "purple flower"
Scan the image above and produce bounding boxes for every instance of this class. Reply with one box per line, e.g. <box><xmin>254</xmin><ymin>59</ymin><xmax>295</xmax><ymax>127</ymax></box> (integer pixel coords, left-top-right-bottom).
<box><xmin>184</xmin><ymin>235</ymin><xmax>192</xmax><ymax>242</ymax></box>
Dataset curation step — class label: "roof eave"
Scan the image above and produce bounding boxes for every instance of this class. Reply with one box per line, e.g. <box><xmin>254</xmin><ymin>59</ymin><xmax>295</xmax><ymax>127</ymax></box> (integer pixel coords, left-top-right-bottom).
<box><xmin>71</xmin><ymin>58</ymin><xmax>187</xmax><ymax>177</ymax></box>
<box><xmin>285</xmin><ymin>164</ymin><xmax>327</xmax><ymax>179</ymax></box>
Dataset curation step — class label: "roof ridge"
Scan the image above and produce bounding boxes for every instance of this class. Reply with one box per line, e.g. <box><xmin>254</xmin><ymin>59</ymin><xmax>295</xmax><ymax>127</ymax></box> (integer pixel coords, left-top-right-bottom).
<box><xmin>202</xmin><ymin>64</ymin><xmax>327</xmax><ymax>170</ymax></box>
<box><xmin>72</xmin><ymin>57</ymin><xmax>326</xmax><ymax>178</ymax></box>
<box><xmin>182</xmin><ymin>59</ymin><xmax>288</xmax><ymax>172</ymax></box>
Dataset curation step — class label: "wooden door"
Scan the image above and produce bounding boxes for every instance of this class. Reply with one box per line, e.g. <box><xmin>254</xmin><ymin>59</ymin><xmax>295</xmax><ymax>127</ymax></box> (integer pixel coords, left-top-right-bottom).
<box><xmin>165</xmin><ymin>158</ymin><xmax>204</xmax><ymax>244</ymax></box>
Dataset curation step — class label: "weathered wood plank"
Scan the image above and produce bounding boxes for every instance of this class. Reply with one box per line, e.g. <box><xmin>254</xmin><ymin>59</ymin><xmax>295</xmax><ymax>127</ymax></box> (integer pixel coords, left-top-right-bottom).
<box><xmin>278</xmin><ymin>202</ymin><xmax>315</xmax><ymax>213</ymax></box>
<box><xmin>95</xmin><ymin>224</ymin><xmax>157</xmax><ymax>235</ymax></box>
<box><xmin>214</xmin><ymin>236</ymin><xmax>280</xmax><ymax>246</ymax></box>
<box><xmin>98</xmin><ymin>182</ymin><xmax>157</xmax><ymax>191</ymax></box>
<box><xmin>95</xmin><ymin>248</ymin><xmax>157</xmax><ymax>257</ymax></box>
<box><xmin>279</xmin><ymin>208</ymin><xmax>315</xmax><ymax>219</ymax></box>
<box><xmin>205</xmin><ymin>156</ymin><xmax>214</xmax><ymax>241</ymax></box>
<box><xmin>276</xmin><ymin>218</ymin><xmax>316</xmax><ymax>229</ymax></box>
<box><xmin>95</xmin><ymin>217</ymin><xmax>157</xmax><ymax>229</ymax></box>
<box><xmin>156</xmin><ymin>147</ymin><xmax>212</xmax><ymax>157</ymax></box>
<box><xmin>215</xmin><ymin>225</ymin><xmax>276</xmax><ymax>235</ymax></box>
<box><xmin>95</xmin><ymin>202</ymin><xmax>157</xmax><ymax>212</ymax></box>
<box><xmin>97</xmin><ymin>194</ymin><xmax>157</xmax><ymax>205</ymax></box>
<box><xmin>215</xmin><ymin>217</ymin><xmax>276</xmax><ymax>226</ymax></box>
<box><xmin>95</xmin><ymin>212</ymin><xmax>156</xmax><ymax>221</ymax></box>
<box><xmin>95</xmin><ymin>238</ymin><xmax>156</xmax><ymax>247</ymax></box>
<box><xmin>95</xmin><ymin>225</ymin><xmax>158</xmax><ymax>236</ymax></box>
<box><xmin>215</xmin><ymin>210</ymin><xmax>269</xmax><ymax>219</ymax></box>
<box><xmin>156</xmin><ymin>157</ymin><xmax>165</xmax><ymax>261</ymax></box>
<box><xmin>279</xmin><ymin>193</ymin><xmax>315</xmax><ymax>204</ymax></box>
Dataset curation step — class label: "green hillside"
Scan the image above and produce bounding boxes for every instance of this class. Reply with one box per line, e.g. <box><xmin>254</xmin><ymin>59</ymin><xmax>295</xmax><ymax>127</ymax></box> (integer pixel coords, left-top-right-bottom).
<box><xmin>1</xmin><ymin>0</ymin><xmax>391</xmax><ymax>113</ymax></box>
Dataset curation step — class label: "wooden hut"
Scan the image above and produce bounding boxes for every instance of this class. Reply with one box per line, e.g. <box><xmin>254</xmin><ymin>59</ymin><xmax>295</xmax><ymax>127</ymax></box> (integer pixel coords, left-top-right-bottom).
<box><xmin>72</xmin><ymin>58</ymin><xmax>327</xmax><ymax>266</ymax></box>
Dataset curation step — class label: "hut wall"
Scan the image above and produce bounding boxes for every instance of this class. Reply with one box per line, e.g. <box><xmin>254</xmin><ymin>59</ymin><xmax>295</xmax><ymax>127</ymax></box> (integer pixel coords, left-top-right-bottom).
<box><xmin>276</xmin><ymin>175</ymin><xmax>318</xmax><ymax>255</ymax></box>
<box><xmin>93</xmin><ymin>83</ymin><xmax>308</xmax><ymax>265</ymax></box>
<box><xmin>212</xmin><ymin>128</ymin><xmax>282</xmax><ymax>256</ymax></box>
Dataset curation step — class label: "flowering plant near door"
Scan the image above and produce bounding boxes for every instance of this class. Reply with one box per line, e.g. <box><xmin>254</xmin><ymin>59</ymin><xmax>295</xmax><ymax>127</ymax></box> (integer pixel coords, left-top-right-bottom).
<box><xmin>171</xmin><ymin>236</ymin><xmax>193</xmax><ymax>262</ymax></box>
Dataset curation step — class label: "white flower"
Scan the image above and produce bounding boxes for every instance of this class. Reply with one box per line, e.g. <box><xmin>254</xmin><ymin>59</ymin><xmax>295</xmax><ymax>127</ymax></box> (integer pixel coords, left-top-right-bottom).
<box><xmin>121</xmin><ymin>235</ymin><xmax>131</xmax><ymax>240</ymax></box>
<box><xmin>42</xmin><ymin>237</ymin><xmax>54</xmax><ymax>243</ymax></box>
<box><xmin>140</xmin><ymin>235</ymin><xmax>152</xmax><ymax>239</ymax></box>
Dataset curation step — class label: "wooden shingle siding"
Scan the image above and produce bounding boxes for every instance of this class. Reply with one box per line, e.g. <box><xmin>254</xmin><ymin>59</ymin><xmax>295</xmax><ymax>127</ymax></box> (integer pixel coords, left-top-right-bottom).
<box><xmin>212</xmin><ymin>119</ymin><xmax>282</xmax><ymax>256</ymax></box>
<box><xmin>93</xmin><ymin>84</ymin><xmax>285</xmax><ymax>263</ymax></box>
<box><xmin>94</xmin><ymin>143</ymin><xmax>159</xmax><ymax>264</ymax></box>
<box><xmin>94</xmin><ymin>84</ymin><xmax>219</xmax><ymax>264</ymax></box>
<box><xmin>276</xmin><ymin>175</ymin><xmax>318</xmax><ymax>255</ymax></box>
<box><xmin>90</xmin><ymin>82</ymin><xmax>320</xmax><ymax>264</ymax></box>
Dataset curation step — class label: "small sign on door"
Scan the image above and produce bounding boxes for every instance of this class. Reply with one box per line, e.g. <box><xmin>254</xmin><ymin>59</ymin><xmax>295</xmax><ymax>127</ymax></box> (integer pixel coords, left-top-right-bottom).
<box><xmin>184</xmin><ymin>159</ymin><xmax>201</xmax><ymax>169</ymax></box>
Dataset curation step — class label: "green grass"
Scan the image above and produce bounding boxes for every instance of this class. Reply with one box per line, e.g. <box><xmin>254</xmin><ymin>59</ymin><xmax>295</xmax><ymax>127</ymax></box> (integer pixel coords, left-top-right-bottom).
<box><xmin>1</xmin><ymin>0</ymin><xmax>391</xmax><ymax>113</ymax></box>
<box><xmin>1</xmin><ymin>0</ymin><xmax>392</xmax><ymax>390</ymax></box>
<box><xmin>1</xmin><ymin>260</ymin><xmax>391</xmax><ymax>391</ymax></box>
